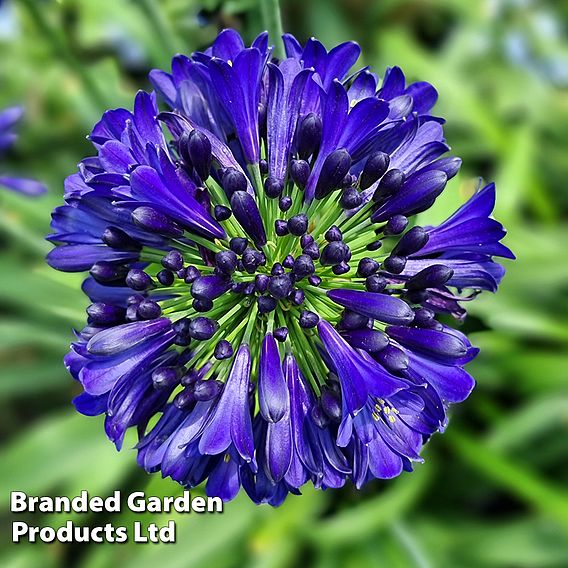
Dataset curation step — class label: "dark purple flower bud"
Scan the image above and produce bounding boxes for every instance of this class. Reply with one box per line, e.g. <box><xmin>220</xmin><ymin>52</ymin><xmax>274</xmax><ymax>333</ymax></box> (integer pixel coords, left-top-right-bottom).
<box><xmin>90</xmin><ymin>261</ymin><xmax>127</xmax><ymax>283</ymax></box>
<box><xmin>325</xmin><ymin>225</ymin><xmax>342</xmax><ymax>242</ymax></box>
<box><xmin>321</xmin><ymin>241</ymin><xmax>348</xmax><ymax>266</ymax></box>
<box><xmin>152</xmin><ymin>367</ymin><xmax>180</xmax><ymax>390</ymax></box>
<box><xmin>290</xmin><ymin>159</ymin><xmax>310</xmax><ymax>188</ymax></box>
<box><xmin>222</xmin><ymin>168</ymin><xmax>248</xmax><ymax>196</ymax></box>
<box><xmin>367</xmin><ymin>240</ymin><xmax>383</xmax><ymax>251</ymax></box>
<box><xmin>258</xmin><ymin>102</ymin><xmax>267</xmax><ymax>139</ymax></box>
<box><xmin>244</xmin><ymin>282</ymin><xmax>255</xmax><ymax>295</ymax></box>
<box><xmin>214</xmin><ymin>339</ymin><xmax>233</xmax><ymax>360</ymax></box>
<box><xmin>194</xmin><ymin>379</ymin><xmax>223</xmax><ymax>401</ymax></box>
<box><xmin>265</xmin><ymin>177</ymin><xmax>284</xmax><ymax>198</ymax></box>
<box><xmin>229</xmin><ymin>237</ymin><xmax>248</xmax><ymax>254</ymax></box>
<box><xmin>327</xmin><ymin>372</ymin><xmax>341</xmax><ymax>390</ymax></box>
<box><xmin>273</xmin><ymin>327</ymin><xmax>289</xmax><ymax>342</ymax></box>
<box><xmin>282</xmin><ymin>254</ymin><xmax>295</xmax><ymax>269</ymax></box>
<box><xmin>332</xmin><ymin>261</ymin><xmax>350</xmax><ymax>275</ymax></box>
<box><xmin>431</xmin><ymin>156</ymin><xmax>462</xmax><ymax>179</ymax></box>
<box><xmin>177</xmin><ymin>349</ymin><xmax>193</xmax><ymax>366</ymax></box>
<box><xmin>279</xmin><ymin>195</ymin><xmax>292</xmax><ymax>211</ymax></box>
<box><xmin>255</xmin><ymin>273</ymin><xmax>269</xmax><ymax>293</ymax></box>
<box><xmin>404</xmin><ymin>289</ymin><xmax>430</xmax><ymax>304</ymax></box>
<box><xmin>259</xmin><ymin>158</ymin><xmax>268</xmax><ymax>174</ymax></box>
<box><xmin>321</xmin><ymin>389</ymin><xmax>341</xmax><ymax>422</ymax></box>
<box><xmin>268</xmin><ymin>274</ymin><xmax>293</xmax><ymax>299</ymax></box>
<box><xmin>342</xmin><ymin>173</ymin><xmax>357</xmax><ymax>188</ymax></box>
<box><xmin>178</xmin><ymin>134</ymin><xmax>193</xmax><ymax>167</ymax></box>
<box><xmin>191</xmin><ymin>274</ymin><xmax>230</xmax><ymax>301</ymax></box>
<box><xmin>308</xmin><ymin>274</ymin><xmax>322</xmax><ymax>287</ymax></box>
<box><xmin>231</xmin><ymin>190</ymin><xmax>267</xmax><ymax>247</ymax></box>
<box><xmin>126</xmin><ymin>268</ymin><xmax>153</xmax><ymax>291</ymax></box>
<box><xmin>303</xmin><ymin>241</ymin><xmax>321</xmax><ymax>260</ymax></box>
<box><xmin>181</xmin><ymin>364</ymin><xmax>213</xmax><ymax>386</ymax></box>
<box><xmin>102</xmin><ymin>226</ymin><xmax>140</xmax><ymax>251</ymax></box>
<box><xmin>288</xmin><ymin>213</ymin><xmax>308</xmax><ymax>236</ymax></box>
<box><xmin>127</xmin><ymin>294</ymin><xmax>144</xmax><ymax>305</ymax></box>
<box><xmin>366</xmin><ymin>274</ymin><xmax>387</xmax><ymax>293</ymax></box>
<box><xmin>86</xmin><ymin>318</ymin><xmax>171</xmax><ymax>356</ymax></box>
<box><xmin>297</xmin><ymin>113</ymin><xmax>322</xmax><ymax>159</ymax></box>
<box><xmin>161</xmin><ymin>249</ymin><xmax>184</xmax><ymax>271</ymax></box>
<box><xmin>374</xmin><ymin>343</ymin><xmax>409</xmax><ymax>373</ymax></box>
<box><xmin>259</xmin><ymin>333</ymin><xmax>289</xmax><ymax>422</ymax></box>
<box><xmin>242</xmin><ymin>247</ymin><xmax>262</xmax><ymax>273</ymax></box>
<box><xmin>125</xmin><ymin>304</ymin><xmax>139</xmax><ymax>322</ymax></box>
<box><xmin>383</xmin><ymin>255</ymin><xmax>407</xmax><ymax>274</ymax></box>
<box><xmin>78</xmin><ymin>324</ymin><xmax>105</xmax><ymax>341</ymax></box>
<box><xmin>299</xmin><ymin>310</ymin><xmax>319</xmax><ymax>328</ymax></box>
<box><xmin>301</xmin><ymin>234</ymin><xmax>314</xmax><ymax>248</ymax></box>
<box><xmin>173</xmin><ymin>388</ymin><xmax>196</xmax><ymax>409</ymax></box>
<box><xmin>341</xmin><ymin>328</ymin><xmax>389</xmax><ymax>352</ymax></box>
<box><xmin>213</xmin><ymin>205</ymin><xmax>232</xmax><ymax>221</ymax></box>
<box><xmin>292</xmin><ymin>289</ymin><xmax>305</xmax><ymax>305</ymax></box>
<box><xmin>339</xmin><ymin>187</ymin><xmax>362</xmax><ymax>209</ymax></box>
<box><xmin>231</xmin><ymin>282</ymin><xmax>247</xmax><ymax>294</ymax></box>
<box><xmin>275</xmin><ymin>219</ymin><xmax>289</xmax><ymax>236</ymax></box>
<box><xmin>372</xmin><ymin>169</ymin><xmax>405</xmax><ymax>202</ymax></box>
<box><xmin>86</xmin><ymin>302</ymin><xmax>124</xmax><ymax>325</ymax></box>
<box><xmin>339</xmin><ymin>309</ymin><xmax>369</xmax><ymax>330</ymax></box>
<box><xmin>137</xmin><ymin>299</ymin><xmax>162</xmax><ymax>320</ymax></box>
<box><xmin>327</xmin><ymin>288</ymin><xmax>414</xmax><ymax>325</ymax></box>
<box><xmin>188</xmin><ymin>316</ymin><xmax>218</xmax><ymax>340</ymax></box>
<box><xmin>357</xmin><ymin>257</ymin><xmax>380</xmax><ymax>277</ymax></box>
<box><xmin>157</xmin><ymin>269</ymin><xmax>174</xmax><ymax>286</ymax></box>
<box><xmin>179</xmin><ymin>368</ymin><xmax>199</xmax><ymax>386</ymax></box>
<box><xmin>177</xmin><ymin>267</ymin><xmax>188</xmax><ymax>280</ymax></box>
<box><xmin>387</xmin><ymin>325</ymin><xmax>470</xmax><ymax>361</ymax></box>
<box><xmin>186</xmin><ymin>130</ymin><xmax>212</xmax><ymax>181</ymax></box>
<box><xmin>293</xmin><ymin>254</ymin><xmax>315</xmax><ymax>279</ymax></box>
<box><xmin>173</xmin><ymin>317</ymin><xmax>190</xmax><ymax>338</ymax></box>
<box><xmin>184</xmin><ymin>265</ymin><xmax>201</xmax><ymax>283</ymax></box>
<box><xmin>360</xmin><ymin>151</ymin><xmax>390</xmax><ymax>190</ymax></box>
<box><xmin>407</xmin><ymin>264</ymin><xmax>453</xmax><ymax>290</ymax></box>
<box><xmin>413</xmin><ymin>307</ymin><xmax>436</xmax><ymax>327</ymax></box>
<box><xmin>392</xmin><ymin>226</ymin><xmax>429</xmax><ymax>256</ymax></box>
<box><xmin>271</xmin><ymin>263</ymin><xmax>284</xmax><ymax>276</ymax></box>
<box><xmin>215</xmin><ymin>250</ymin><xmax>237</xmax><ymax>274</ymax></box>
<box><xmin>384</xmin><ymin>214</ymin><xmax>408</xmax><ymax>235</ymax></box>
<box><xmin>258</xmin><ymin>295</ymin><xmax>277</xmax><ymax>313</ymax></box>
<box><xmin>311</xmin><ymin>402</ymin><xmax>329</xmax><ymax>428</ymax></box>
<box><xmin>192</xmin><ymin>298</ymin><xmax>214</xmax><ymax>312</ymax></box>
<box><xmin>131</xmin><ymin>206</ymin><xmax>182</xmax><ymax>237</ymax></box>
<box><xmin>315</xmin><ymin>148</ymin><xmax>352</xmax><ymax>199</ymax></box>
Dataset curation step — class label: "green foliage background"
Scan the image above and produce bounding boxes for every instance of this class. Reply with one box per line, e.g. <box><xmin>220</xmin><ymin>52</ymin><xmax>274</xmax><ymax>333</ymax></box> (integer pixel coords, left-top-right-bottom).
<box><xmin>1</xmin><ymin>0</ymin><xmax>567</xmax><ymax>566</ymax></box>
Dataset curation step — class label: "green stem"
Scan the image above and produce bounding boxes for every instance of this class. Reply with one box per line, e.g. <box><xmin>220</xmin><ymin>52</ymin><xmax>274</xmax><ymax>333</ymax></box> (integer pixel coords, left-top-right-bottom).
<box><xmin>243</xmin><ymin>303</ymin><xmax>259</xmax><ymax>343</ymax></box>
<box><xmin>260</xmin><ymin>0</ymin><xmax>285</xmax><ymax>59</ymax></box>
<box><xmin>178</xmin><ymin>234</ymin><xmax>223</xmax><ymax>253</ymax></box>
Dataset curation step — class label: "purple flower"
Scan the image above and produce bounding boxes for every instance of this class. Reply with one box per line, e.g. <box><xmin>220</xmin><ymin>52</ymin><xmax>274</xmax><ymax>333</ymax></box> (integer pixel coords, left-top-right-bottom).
<box><xmin>47</xmin><ymin>29</ymin><xmax>513</xmax><ymax>505</ymax></box>
<box><xmin>258</xmin><ymin>333</ymin><xmax>289</xmax><ymax>422</ymax></box>
<box><xmin>198</xmin><ymin>344</ymin><xmax>255</xmax><ymax>464</ymax></box>
<box><xmin>0</xmin><ymin>106</ymin><xmax>47</xmax><ymax>196</ymax></box>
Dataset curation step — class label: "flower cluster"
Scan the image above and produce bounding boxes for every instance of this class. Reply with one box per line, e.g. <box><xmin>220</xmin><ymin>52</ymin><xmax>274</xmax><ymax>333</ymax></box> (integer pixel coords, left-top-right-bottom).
<box><xmin>0</xmin><ymin>106</ymin><xmax>46</xmax><ymax>195</ymax></box>
<box><xmin>47</xmin><ymin>30</ymin><xmax>513</xmax><ymax>505</ymax></box>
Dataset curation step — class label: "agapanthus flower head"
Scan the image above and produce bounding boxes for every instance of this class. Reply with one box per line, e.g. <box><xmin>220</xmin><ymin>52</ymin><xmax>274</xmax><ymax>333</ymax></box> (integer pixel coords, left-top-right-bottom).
<box><xmin>47</xmin><ymin>29</ymin><xmax>513</xmax><ymax>504</ymax></box>
<box><xmin>0</xmin><ymin>106</ymin><xmax>47</xmax><ymax>195</ymax></box>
